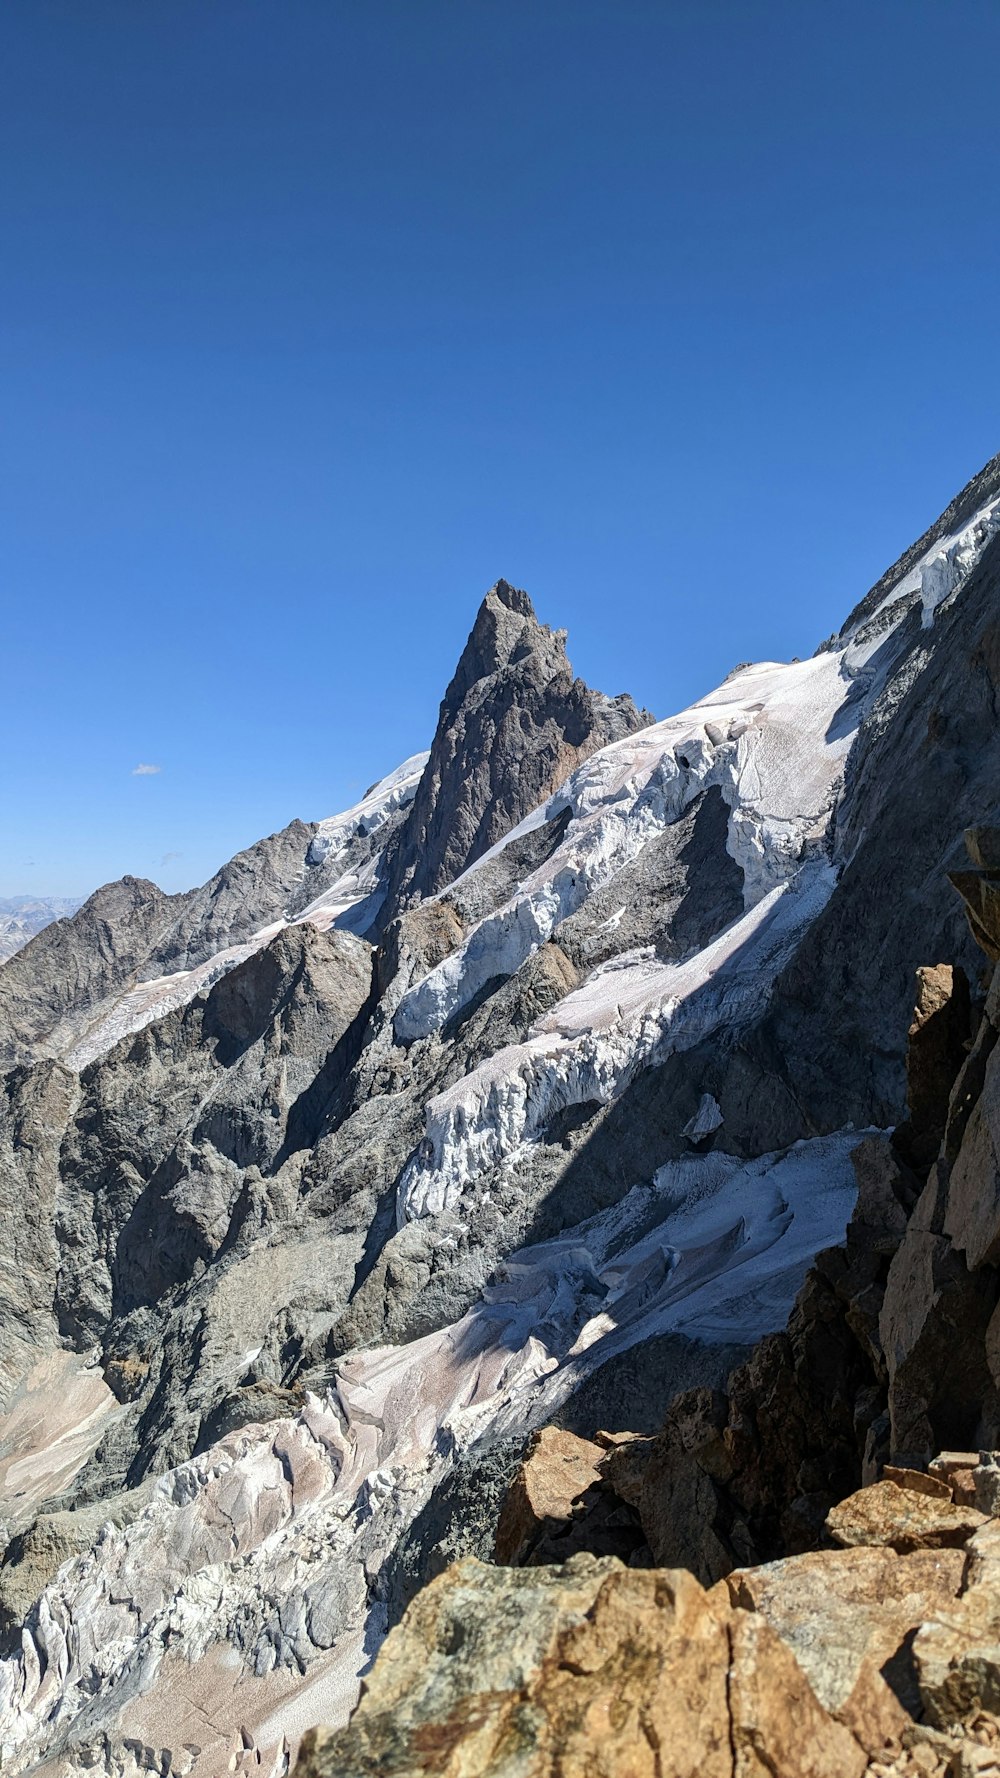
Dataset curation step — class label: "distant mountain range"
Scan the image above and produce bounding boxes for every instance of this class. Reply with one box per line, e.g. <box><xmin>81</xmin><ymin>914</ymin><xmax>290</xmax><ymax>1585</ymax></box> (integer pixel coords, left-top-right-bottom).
<box><xmin>0</xmin><ymin>895</ymin><xmax>82</xmax><ymax>963</ymax></box>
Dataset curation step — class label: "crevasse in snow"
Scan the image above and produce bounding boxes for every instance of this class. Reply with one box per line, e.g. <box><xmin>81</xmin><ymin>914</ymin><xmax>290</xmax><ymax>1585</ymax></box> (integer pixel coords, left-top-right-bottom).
<box><xmin>393</xmin><ymin>650</ymin><xmax>851</xmax><ymax>1047</ymax></box>
<box><xmin>397</xmin><ymin>861</ymin><xmax>834</xmax><ymax>1223</ymax></box>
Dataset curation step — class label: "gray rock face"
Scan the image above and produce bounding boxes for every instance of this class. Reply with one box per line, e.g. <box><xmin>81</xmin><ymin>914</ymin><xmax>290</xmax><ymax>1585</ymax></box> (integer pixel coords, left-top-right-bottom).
<box><xmin>380</xmin><ymin>579</ymin><xmax>652</xmax><ymax>920</ymax></box>
<box><xmin>749</xmin><ymin>527</ymin><xmax>1000</xmax><ymax>1140</ymax></box>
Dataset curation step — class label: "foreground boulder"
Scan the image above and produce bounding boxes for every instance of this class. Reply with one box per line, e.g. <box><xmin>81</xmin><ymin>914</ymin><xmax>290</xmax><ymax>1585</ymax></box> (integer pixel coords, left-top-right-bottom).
<box><xmin>298</xmin><ymin>1472</ymin><xmax>1000</xmax><ymax>1778</ymax></box>
<box><xmin>297</xmin><ymin>1554</ymin><xmax>867</xmax><ymax>1778</ymax></box>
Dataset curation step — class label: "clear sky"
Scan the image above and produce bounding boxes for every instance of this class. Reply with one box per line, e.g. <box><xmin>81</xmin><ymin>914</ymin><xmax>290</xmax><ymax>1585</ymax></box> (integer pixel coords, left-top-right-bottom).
<box><xmin>3</xmin><ymin>1</ymin><xmax>999</xmax><ymax>899</ymax></box>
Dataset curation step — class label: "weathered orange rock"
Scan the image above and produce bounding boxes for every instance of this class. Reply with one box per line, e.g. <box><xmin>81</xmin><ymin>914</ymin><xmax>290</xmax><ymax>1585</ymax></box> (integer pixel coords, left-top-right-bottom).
<box><xmin>493</xmin><ymin>1427</ymin><xmax>604</xmax><ymax>1565</ymax></box>
<box><xmin>728</xmin><ymin>1609</ymin><xmax>867</xmax><ymax>1778</ymax></box>
<box><xmin>914</xmin><ymin>1519</ymin><xmax>1000</xmax><ymax>1729</ymax></box>
<box><xmin>826</xmin><ymin>1479</ymin><xmax>986</xmax><ymax>1552</ymax></box>
<box><xmin>296</xmin><ymin>1553</ymin><xmax>890</xmax><ymax>1778</ymax></box>
<box><xmin>883</xmin><ymin>1464</ymin><xmax>952</xmax><ymax>1499</ymax></box>
<box><xmin>299</xmin><ymin>1557</ymin><xmax>736</xmax><ymax>1777</ymax></box>
<box><xmin>929</xmin><ymin>1450</ymin><xmax>980</xmax><ymax>1505</ymax></box>
<box><xmin>596</xmin><ymin>1430</ymin><xmax>655</xmax><ymax>1508</ymax></box>
<box><xmin>728</xmin><ymin>1544</ymin><xmax>965</xmax><ymax>1757</ymax></box>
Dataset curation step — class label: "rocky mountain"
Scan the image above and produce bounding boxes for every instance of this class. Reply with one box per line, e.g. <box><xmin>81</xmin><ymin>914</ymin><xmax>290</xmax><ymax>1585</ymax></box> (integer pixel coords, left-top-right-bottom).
<box><xmin>0</xmin><ymin>898</ymin><xmax>82</xmax><ymax>966</ymax></box>
<box><xmin>380</xmin><ymin>579</ymin><xmax>652</xmax><ymax>918</ymax></box>
<box><xmin>2</xmin><ymin>455</ymin><xmax>1000</xmax><ymax>1778</ymax></box>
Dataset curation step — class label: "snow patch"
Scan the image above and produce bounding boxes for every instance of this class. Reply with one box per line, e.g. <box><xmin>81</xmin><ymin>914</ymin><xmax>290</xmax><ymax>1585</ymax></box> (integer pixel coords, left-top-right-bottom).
<box><xmin>395</xmin><ymin>654</ymin><xmax>851</xmax><ymax>1045</ymax></box>
<box><xmin>61</xmin><ymin>753</ymin><xmax>429</xmax><ymax>1070</ymax></box>
<box><xmin>306</xmin><ymin>752</ymin><xmax>428</xmax><ymax>868</ymax></box>
<box><xmin>847</xmin><ymin>490</ymin><xmax>1000</xmax><ymax>655</ymax></box>
<box><xmin>397</xmin><ymin>862</ymin><xmax>835</xmax><ymax>1224</ymax></box>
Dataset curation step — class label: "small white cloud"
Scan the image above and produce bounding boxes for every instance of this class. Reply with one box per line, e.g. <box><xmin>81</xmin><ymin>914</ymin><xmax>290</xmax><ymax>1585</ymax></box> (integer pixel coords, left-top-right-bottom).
<box><xmin>131</xmin><ymin>763</ymin><xmax>162</xmax><ymax>776</ymax></box>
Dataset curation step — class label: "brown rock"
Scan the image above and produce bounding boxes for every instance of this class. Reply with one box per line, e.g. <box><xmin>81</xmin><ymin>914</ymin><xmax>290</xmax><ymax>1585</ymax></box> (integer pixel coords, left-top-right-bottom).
<box><xmin>596</xmin><ymin>1432</ymin><xmax>656</xmax><ymax>1509</ymax></box>
<box><xmin>825</xmin><ymin>1479</ymin><xmax>986</xmax><ymax>1551</ymax></box>
<box><xmin>883</xmin><ymin>1465</ymin><xmax>952</xmax><ymax>1499</ymax></box>
<box><xmin>727</xmin><ymin>1545</ymin><xmax>965</xmax><ymax>1757</ymax></box>
<box><xmin>298</xmin><ymin>1556</ymin><xmax>735</xmax><ymax>1777</ymax></box>
<box><xmin>296</xmin><ymin>1554</ymin><xmax>871</xmax><ymax>1778</ymax></box>
<box><xmin>950</xmin><ymin>869</ymin><xmax>1000</xmax><ymax>963</ymax></box>
<box><xmin>904</xmin><ymin>965</ymin><xmax>973</xmax><ymax>1168</ymax></box>
<box><xmin>728</xmin><ymin>1609</ymin><xmax>867</xmax><ymax>1778</ymax></box>
<box><xmin>929</xmin><ymin>1451</ymin><xmax>980</xmax><ymax>1506</ymax></box>
<box><xmin>915</xmin><ymin>1520</ymin><xmax>1000</xmax><ymax>1727</ymax></box>
<box><xmin>493</xmin><ymin>1427</ymin><xmax>604</xmax><ymax>1565</ymax></box>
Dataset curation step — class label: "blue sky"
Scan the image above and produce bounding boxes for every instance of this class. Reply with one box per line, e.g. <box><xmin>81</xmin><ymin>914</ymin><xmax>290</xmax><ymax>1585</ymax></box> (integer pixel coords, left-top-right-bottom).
<box><xmin>3</xmin><ymin>1</ymin><xmax>999</xmax><ymax>899</ymax></box>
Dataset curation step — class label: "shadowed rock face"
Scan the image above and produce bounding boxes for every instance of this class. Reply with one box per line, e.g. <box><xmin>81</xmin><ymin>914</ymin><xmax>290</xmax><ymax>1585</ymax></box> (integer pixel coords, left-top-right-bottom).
<box><xmin>380</xmin><ymin>580</ymin><xmax>652</xmax><ymax>920</ymax></box>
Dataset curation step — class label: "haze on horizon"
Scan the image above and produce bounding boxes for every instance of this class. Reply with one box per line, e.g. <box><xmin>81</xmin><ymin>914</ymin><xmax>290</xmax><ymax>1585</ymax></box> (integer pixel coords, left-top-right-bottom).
<box><xmin>3</xmin><ymin>0</ymin><xmax>999</xmax><ymax>901</ymax></box>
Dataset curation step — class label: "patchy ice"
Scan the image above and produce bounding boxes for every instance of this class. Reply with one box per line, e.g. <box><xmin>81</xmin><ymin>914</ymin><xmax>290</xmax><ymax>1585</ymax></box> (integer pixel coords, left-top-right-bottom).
<box><xmin>397</xmin><ymin>861</ymin><xmax>835</xmax><ymax>1223</ymax></box>
<box><xmin>846</xmin><ymin>490</ymin><xmax>1000</xmax><ymax>646</ymax></box>
<box><xmin>0</xmin><ymin>1130</ymin><xmax>867</xmax><ymax>1776</ymax></box>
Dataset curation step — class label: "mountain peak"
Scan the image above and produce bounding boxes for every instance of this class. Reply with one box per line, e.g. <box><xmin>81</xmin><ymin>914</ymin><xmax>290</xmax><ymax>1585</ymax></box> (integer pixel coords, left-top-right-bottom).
<box><xmin>380</xmin><ymin>584</ymin><xmax>651</xmax><ymax>918</ymax></box>
<box><xmin>447</xmin><ymin>580</ymin><xmax>564</xmax><ymax>704</ymax></box>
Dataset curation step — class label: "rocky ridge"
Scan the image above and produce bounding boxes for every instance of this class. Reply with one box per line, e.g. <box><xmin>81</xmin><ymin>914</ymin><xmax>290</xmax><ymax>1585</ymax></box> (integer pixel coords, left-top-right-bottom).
<box><xmin>298</xmin><ymin>1474</ymin><xmax>1000</xmax><ymax>1778</ymax></box>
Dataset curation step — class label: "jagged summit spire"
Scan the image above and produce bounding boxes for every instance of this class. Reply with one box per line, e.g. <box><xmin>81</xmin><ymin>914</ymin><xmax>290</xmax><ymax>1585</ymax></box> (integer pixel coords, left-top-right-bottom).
<box><xmin>446</xmin><ymin>580</ymin><xmax>569</xmax><ymax>705</ymax></box>
<box><xmin>378</xmin><ymin>583</ymin><xmax>652</xmax><ymax>920</ymax></box>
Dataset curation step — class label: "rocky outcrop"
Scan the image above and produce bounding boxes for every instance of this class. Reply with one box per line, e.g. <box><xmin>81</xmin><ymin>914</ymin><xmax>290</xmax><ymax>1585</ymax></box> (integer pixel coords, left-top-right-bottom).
<box><xmin>569</xmin><ymin>893</ymin><xmax>1000</xmax><ymax>1589</ymax></box>
<box><xmin>0</xmin><ymin>918</ymin><xmax>374</xmax><ymax>1492</ymax></box>
<box><xmin>380</xmin><ymin>580</ymin><xmax>651</xmax><ymax>920</ymax></box>
<box><xmin>298</xmin><ymin>1554</ymin><xmax>868</xmax><ymax>1778</ymax></box>
<box><xmin>300</xmin><ymin>1463</ymin><xmax>1000</xmax><ymax>1778</ymax></box>
<box><xmin>0</xmin><ymin>820</ymin><xmax>337</xmax><ymax>1071</ymax></box>
<box><xmin>493</xmin><ymin>1427</ymin><xmax>645</xmax><ymax>1569</ymax></box>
